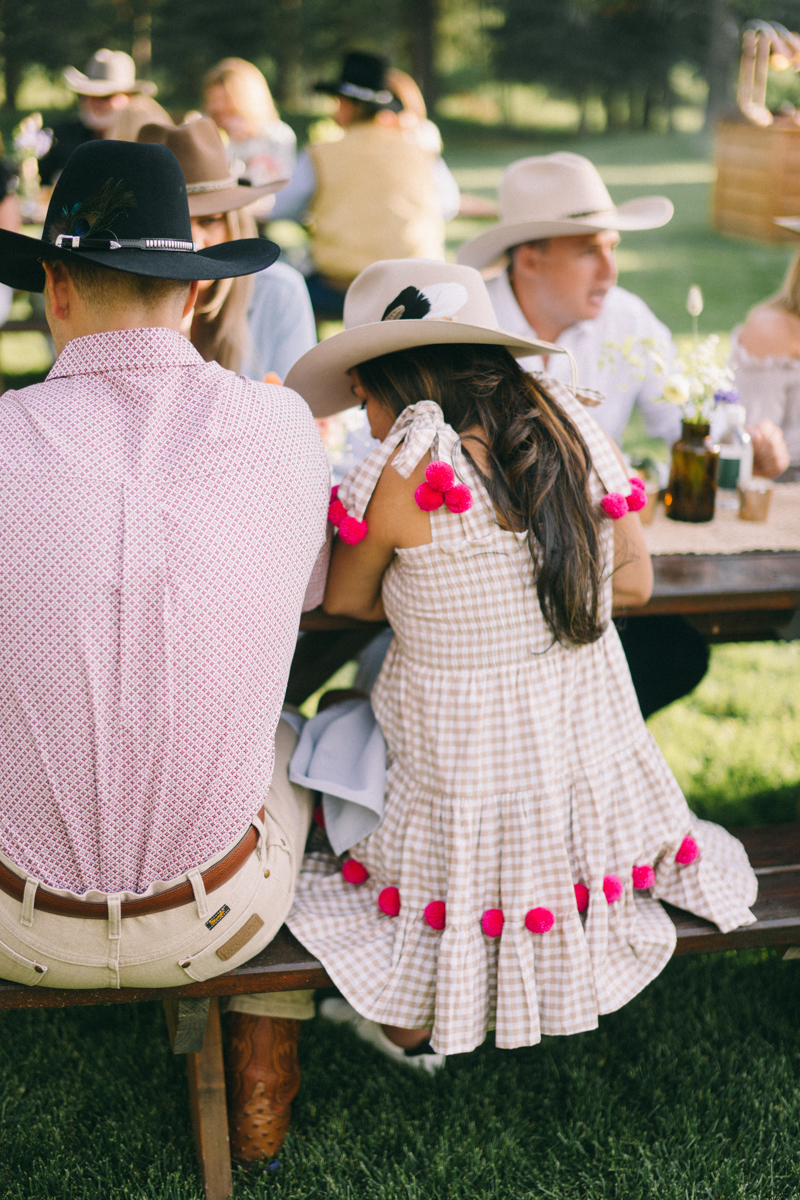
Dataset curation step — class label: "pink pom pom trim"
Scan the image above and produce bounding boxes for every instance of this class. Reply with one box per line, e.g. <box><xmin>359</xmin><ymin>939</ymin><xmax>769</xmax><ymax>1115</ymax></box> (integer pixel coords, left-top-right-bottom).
<box><xmin>328</xmin><ymin>498</ymin><xmax>347</xmax><ymax>526</ymax></box>
<box><xmin>626</xmin><ymin>487</ymin><xmax>647</xmax><ymax>514</ymax></box>
<box><xmin>330</xmin><ymin>485</ymin><xmax>339</xmax><ymax>501</ymax></box>
<box><xmin>525</xmin><ymin>907</ymin><xmax>554</xmax><ymax>934</ymax></box>
<box><xmin>574</xmin><ymin>883</ymin><xmax>589</xmax><ymax>913</ymax></box>
<box><xmin>444</xmin><ymin>483</ymin><xmax>473</xmax><ymax>513</ymax></box>
<box><xmin>377</xmin><ymin>886</ymin><xmax>401</xmax><ymax>916</ymax></box>
<box><xmin>425</xmin><ymin>461</ymin><xmax>455</xmax><ymax>492</ymax></box>
<box><xmin>601</xmin><ymin>492</ymin><xmax>628</xmax><ymax>520</ymax></box>
<box><xmin>338</xmin><ymin>515</ymin><xmax>368</xmax><ymax>545</ymax></box>
<box><xmin>312</xmin><ymin>804</ymin><xmax>325</xmax><ymax>829</ymax></box>
<box><xmin>632</xmin><ymin>864</ymin><xmax>655</xmax><ymax>890</ymax></box>
<box><xmin>414</xmin><ymin>481</ymin><xmax>445</xmax><ymax>511</ymax></box>
<box><xmin>603</xmin><ymin>874</ymin><xmax>624</xmax><ymax>904</ymax></box>
<box><xmin>675</xmin><ymin>835</ymin><xmax>699</xmax><ymax>865</ymax></box>
<box><xmin>481</xmin><ymin>908</ymin><xmax>504</xmax><ymax>937</ymax></box>
<box><xmin>629</xmin><ymin>476</ymin><xmax>647</xmax><ymax>492</ymax></box>
<box><xmin>424</xmin><ymin>900</ymin><xmax>446</xmax><ymax>930</ymax></box>
<box><xmin>341</xmin><ymin>859</ymin><xmax>369</xmax><ymax>885</ymax></box>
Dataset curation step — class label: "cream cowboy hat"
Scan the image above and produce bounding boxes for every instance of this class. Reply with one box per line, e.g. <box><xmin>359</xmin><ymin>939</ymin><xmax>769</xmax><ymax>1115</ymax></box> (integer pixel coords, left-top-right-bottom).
<box><xmin>284</xmin><ymin>259</ymin><xmax>565</xmax><ymax>418</ymax></box>
<box><xmin>64</xmin><ymin>49</ymin><xmax>158</xmax><ymax>97</ymax></box>
<box><xmin>457</xmin><ymin>152</ymin><xmax>673</xmax><ymax>272</ymax></box>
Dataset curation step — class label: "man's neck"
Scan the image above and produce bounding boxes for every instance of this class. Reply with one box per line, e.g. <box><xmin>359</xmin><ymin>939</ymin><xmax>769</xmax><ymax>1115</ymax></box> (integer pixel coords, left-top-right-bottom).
<box><xmin>508</xmin><ymin>270</ymin><xmax>569</xmax><ymax>345</ymax></box>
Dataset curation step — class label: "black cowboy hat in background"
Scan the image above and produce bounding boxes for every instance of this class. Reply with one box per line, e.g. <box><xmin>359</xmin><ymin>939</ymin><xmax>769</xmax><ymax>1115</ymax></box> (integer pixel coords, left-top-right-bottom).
<box><xmin>315</xmin><ymin>51</ymin><xmax>402</xmax><ymax>112</ymax></box>
<box><xmin>0</xmin><ymin>140</ymin><xmax>279</xmax><ymax>294</ymax></box>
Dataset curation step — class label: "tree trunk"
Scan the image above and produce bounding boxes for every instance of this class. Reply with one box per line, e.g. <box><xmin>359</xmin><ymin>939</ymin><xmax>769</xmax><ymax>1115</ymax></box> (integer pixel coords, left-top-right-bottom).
<box><xmin>705</xmin><ymin>0</ymin><xmax>739</xmax><ymax>130</ymax></box>
<box><xmin>403</xmin><ymin>0</ymin><xmax>438</xmax><ymax>113</ymax></box>
<box><xmin>3</xmin><ymin>53</ymin><xmax>23</xmax><ymax>113</ymax></box>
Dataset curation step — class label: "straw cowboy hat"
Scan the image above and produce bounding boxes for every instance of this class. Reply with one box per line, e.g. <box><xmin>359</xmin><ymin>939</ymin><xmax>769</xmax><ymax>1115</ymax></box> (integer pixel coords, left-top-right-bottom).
<box><xmin>457</xmin><ymin>153</ymin><xmax>674</xmax><ymax>272</ymax></box>
<box><xmin>0</xmin><ymin>139</ymin><xmax>279</xmax><ymax>293</ymax></box>
<box><xmin>285</xmin><ymin>259</ymin><xmax>565</xmax><ymax>418</ymax></box>
<box><xmin>137</xmin><ymin>118</ymin><xmax>287</xmax><ymax>215</ymax></box>
<box><xmin>64</xmin><ymin>49</ymin><xmax>158</xmax><ymax>97</ymax></box>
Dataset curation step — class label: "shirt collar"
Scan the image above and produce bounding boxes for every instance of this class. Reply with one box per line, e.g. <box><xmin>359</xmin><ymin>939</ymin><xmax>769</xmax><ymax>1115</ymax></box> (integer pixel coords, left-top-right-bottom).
<box><xmin>48</xmin><ymin>327</ymin><xmax>204</xmax><ymax>380</ymax></box>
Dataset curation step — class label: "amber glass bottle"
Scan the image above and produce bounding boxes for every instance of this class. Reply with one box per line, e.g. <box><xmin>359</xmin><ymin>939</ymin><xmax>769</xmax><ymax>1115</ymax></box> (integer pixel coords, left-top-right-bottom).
<box><xmin>664</xmin><ymin>420</ymin><xmax>719</xmax><ymax>523</ymax></box>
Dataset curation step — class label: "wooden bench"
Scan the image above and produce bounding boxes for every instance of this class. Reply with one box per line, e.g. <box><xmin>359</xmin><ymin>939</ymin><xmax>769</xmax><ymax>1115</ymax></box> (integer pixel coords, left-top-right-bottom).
<box><xmin>1</xmin><ymin>823</ymin><xmax>799</xmax><ymax>1199</ymax></box>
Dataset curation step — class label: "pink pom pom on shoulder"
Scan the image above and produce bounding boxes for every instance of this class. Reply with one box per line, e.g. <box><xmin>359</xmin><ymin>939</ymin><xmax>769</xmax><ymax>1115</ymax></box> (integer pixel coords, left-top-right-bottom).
<box><xmin>424</xmin><ymin>900</ymin><xmax>446</xmax><ymax>930</ymax></box>
<box><xmin>330</xmin><ymin>485</ymin><xmax>339</xmax><ymax>501</ymax></box>
<box><xmin>632</xmin><ymin>864</ymin><xmax>655</xmax><ymax>890</ymax></box>
<box><xmin>415</xmin><ymin>482</ymin><xmax>445</xmax><ymax>511</ymax></box>
<box><xmin>626</xmin><ymin>487</ymin><xmax>647</xmax><ymax>514</ymax></box>
<box><xmin>481</xmin><ymin>908</ymin><xmax>504</xmax><ymax>937</ymax></box>
<box><xmin>603</xmin><ymin>874</ymin><xmax>624</xmax><ymax>904</ymax></box>
<box><xmin>377</xmin><ymin>886</ymin><xmax>401</xmax><ymax>916</ymax></box>
<box><xmin>601</xmin><ymin>492</ymin><xmax>628</xmax><ymax>520</ymax></box>
<box><xmin>328</xmin><ymin>499</ymin><xmax>347</xmax><ymax>526</ymax></box>
<box><xmin>525</xmin><ymin>907</ymin><xmax>554</xmax><ymax>934</ymax></box>
<box><xmin>341</xmin><ymin>859</ymin><xmax>369</xmax><ymax>885</ymax></box>
<box><xmin>574</xmin><ymin>883</ymin><xmax>589</xmax><ymax>913</ymax></box>
<box><xmin>312</xmin><ymin>805</ymin><xmax>325</xmax><ymax>829</ymax></box>
<box><xmin>338</xmin><ymin>515</ymin><xmax>368</xmax><ymax>545</ymax></box>
<box><xmin>675</xmin><ymin>835</ymin><xmax>699</xmax><ymax>865</ymax></box>
<box><xmin>425</xmin><ymin>461</ymin><xmax>455</xmax><ymax>492</ymax></box>
<box><xmin>629</xmin><ymin>477</ymin><xmax>647</xmax><ymax>492</ymax></box>
<box><xmin>444</xmin><ymin>483</ymin><xmax>473</xmax><ymax>513</ymax></box>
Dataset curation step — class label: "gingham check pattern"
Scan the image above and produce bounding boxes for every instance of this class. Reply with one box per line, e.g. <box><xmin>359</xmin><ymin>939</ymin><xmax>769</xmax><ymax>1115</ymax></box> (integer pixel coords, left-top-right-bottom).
<box><xmin>289</xmin><ymin>385</ymin><xmax>757</xmax><ymax>1056</ymax></box>
<box><xmin>0</xmin><ymin>328</ymin><xmax>330</xmax><ymax>895</ymax></box>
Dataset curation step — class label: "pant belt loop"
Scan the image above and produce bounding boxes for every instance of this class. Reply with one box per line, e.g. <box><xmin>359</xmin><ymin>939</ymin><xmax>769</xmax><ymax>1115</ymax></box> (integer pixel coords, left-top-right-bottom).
<box><xmin>107</xmin><ymin>895</ymin><xmax>122</xmax><ymax>989</ymax></box>
<box><xmin>252</xmin><ymin>813</ymin><xmax>267</xmax><ymax>864</ymax></box>
<box><xmin>188</xmin><ymin>867</ymin><xmax>210</xmax><ymax>920</ymax></box>
<box><xmin>20</xmin><ymin>876</ymin><xmax>38</xmax><ymax>928</ymax></box>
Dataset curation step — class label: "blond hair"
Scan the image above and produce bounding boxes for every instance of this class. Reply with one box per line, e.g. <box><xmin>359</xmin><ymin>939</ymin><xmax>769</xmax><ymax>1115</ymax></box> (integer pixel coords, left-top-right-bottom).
<box><xmin>202</xmin><ymin>58</ymin><xmax>278</xmax><ymax>139</ymax></box>
<box><xmin>774</xmin><ymin>247</ymin><xmax>800</xmax><ymax>318</ymax></box>
<box><xmin>189</xmin><ymin>207</ymin><xmax>255</xmax><ymax>373</ymax></box>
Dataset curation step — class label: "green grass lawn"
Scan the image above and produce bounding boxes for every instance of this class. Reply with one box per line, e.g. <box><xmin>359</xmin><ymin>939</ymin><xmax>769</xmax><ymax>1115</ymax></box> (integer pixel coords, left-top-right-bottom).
<box><xmin>2</xmin><ymin>128</ymin><xmax>800</xmax><ymax>1198</ymax></box>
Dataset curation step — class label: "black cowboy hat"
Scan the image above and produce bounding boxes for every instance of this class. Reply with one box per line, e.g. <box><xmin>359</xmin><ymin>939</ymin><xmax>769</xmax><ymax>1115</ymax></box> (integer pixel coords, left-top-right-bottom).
<box><xmin>0</xmin><ymin>139</ymin><xmax>279</xmax><ymax>293</ymax></box>
<box><xmin>314</xmin><ymin>51</ymin><xmax>402</xmax><ymax>112</ymax></box>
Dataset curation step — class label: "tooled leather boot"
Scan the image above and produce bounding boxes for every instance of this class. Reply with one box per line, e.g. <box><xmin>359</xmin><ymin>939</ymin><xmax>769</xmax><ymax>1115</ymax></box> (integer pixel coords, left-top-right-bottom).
<box><xmin>226</xmin><ymin>1014</ymin><xmax>301</xmax><ymax>1162</ymax></box>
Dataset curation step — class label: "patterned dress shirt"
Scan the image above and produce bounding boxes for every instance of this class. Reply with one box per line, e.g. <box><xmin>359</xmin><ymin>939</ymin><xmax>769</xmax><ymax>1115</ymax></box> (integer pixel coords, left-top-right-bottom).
<box><xmin>0</xmin><ymin>327</ymin><xmax>329</xmax><ymax>895</ymax></box>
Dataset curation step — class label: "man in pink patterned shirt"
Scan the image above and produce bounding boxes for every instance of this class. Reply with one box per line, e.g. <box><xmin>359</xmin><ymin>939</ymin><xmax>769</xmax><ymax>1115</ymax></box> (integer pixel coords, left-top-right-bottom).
<box><xmin>0</xmin><ymin>139</ymin><xmax>329</xmax><ymax>1158</ymax></box>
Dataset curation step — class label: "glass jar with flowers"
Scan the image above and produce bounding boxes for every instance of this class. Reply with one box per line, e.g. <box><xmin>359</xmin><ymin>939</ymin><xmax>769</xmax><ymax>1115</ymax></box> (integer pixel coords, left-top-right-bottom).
<box><xmin>658</xmin><ymin>288</ymin><xmax>733</xmax><ymax>523</ymax></box>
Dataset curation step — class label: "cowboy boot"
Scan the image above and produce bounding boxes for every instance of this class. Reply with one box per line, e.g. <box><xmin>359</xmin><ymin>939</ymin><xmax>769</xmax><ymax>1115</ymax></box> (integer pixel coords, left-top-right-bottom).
<box><xmin>225</xmin><ymin>1013</ymin><xmax>301</xmax><ymax>1162</ymax></box>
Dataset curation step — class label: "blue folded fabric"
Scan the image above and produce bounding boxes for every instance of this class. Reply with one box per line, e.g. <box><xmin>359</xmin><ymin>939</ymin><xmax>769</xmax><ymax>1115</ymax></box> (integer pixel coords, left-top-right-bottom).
<box><xmin>286</xmin><ymin>698</ymin><xmax>386</xmax><ymax>855</ymax></box>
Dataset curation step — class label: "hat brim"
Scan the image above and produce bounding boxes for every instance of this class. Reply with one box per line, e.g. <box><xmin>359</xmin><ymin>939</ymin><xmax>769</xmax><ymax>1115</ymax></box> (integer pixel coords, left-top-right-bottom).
<box><xmin>188</xmin><ymin>178</ymin><xmax>288</xmax><ymax>216</ymax></box>
<box><xmin>64</xmin><ymin>67</ymin><xmax>158</xmax><ymax>97</ymax></box>
<box><xmin>313</xmin><ymin>80</ymin><xmax>403</xmax><ymax>112</ymax></box>
<box><xmin>285</xmin><ymin>319</ymin><xmax>562</xmax><ymax>418</ymax></box>
<box><xmin>457</xmin><ymin>196</ymin><xmax>674</xmax><ymax>270</ymax></box>
<box><xmin>0</xmin><ymin>228</ymin><xmax>280</xmax><ymax>292</ymax></box>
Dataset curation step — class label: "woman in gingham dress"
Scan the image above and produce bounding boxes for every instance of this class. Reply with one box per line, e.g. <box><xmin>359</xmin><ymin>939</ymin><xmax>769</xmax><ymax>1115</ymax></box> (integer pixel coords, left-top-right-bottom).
<box><xmin>285</xmin><ymin>261</ymin><xmax>757</xmax><ymax>1060</ymax></box>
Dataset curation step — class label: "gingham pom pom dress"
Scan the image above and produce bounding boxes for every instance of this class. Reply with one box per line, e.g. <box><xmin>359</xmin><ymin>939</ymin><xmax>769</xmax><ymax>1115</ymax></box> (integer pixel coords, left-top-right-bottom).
<box><xmin>288</xmin><ymin>384</ymin><xmax>758</xmax><ymax>1056</ymax></box>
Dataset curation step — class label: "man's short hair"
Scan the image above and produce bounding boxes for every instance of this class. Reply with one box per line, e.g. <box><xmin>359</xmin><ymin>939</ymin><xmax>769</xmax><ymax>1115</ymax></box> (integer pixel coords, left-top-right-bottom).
<box><xmin>510</xmin><ymin>238</ymin><xmax>551</xmax><ymax>257</ymax></box>
<box><xmin>44</xmin><ymin>256</ymin><xmax>190</xmax><ymax>308</ymax></box>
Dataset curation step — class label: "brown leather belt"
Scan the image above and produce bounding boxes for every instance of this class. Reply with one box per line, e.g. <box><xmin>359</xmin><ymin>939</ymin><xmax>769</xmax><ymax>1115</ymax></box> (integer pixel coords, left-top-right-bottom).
<box><xmin>0</xmin><ymin>809</ymin><xmax>264</xmax><ymax>920</ymax></box>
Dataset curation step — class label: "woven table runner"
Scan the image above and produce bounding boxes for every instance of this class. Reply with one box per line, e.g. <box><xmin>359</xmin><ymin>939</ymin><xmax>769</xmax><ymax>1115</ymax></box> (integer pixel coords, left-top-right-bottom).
<box><xmin>644</xmin><ymin>482</ymin><xmax>800</xmax><ymax>555</ymax></box>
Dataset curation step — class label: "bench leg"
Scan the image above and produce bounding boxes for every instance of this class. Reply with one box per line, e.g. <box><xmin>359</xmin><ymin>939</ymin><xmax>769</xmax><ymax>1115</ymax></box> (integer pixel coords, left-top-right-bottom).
<box><xmin>185</xmin><ymin>997</ymin><xmax>233</xmax><ymax>1200</ymax></box>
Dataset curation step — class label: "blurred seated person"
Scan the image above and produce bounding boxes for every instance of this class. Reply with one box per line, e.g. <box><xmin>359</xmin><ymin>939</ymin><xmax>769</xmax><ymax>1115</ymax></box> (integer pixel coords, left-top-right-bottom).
<box><xmin>730</xmin><ymin>219</ymin><xmax>800</xmax><ymax>481</ymax></box>
<box><xmin>138</xmin><ymin>118</ymin><xmax>315</xmax><ymax>381</ymax></box>
<box><xmin>38</xmin><ymin>50</ymin><xmax>171</xmax><ymax>187</ymax></box>
<box><xmin>458</xmin><ymin>153</ymin><xmax>788</xmax><ymax>478</ymax></box>
<box><xmin>271</xmin><ymin>52</ymin><xmax>459</xmax><ymax>317</ymax></box>
<box><xmin>456</xmin><ymin>153</ymin><xmax>785</xmax><ymax>717</ymax></box>
<box><xmin>203</xmin><ymin>57</ymin><xmax>296</xmax><ymax>205</ymax></box>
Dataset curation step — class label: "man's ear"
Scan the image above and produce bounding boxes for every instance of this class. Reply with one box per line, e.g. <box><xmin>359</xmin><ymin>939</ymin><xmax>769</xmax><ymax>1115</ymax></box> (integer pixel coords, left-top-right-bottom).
<box><xmin>42</xmin><ymin>259</ymin><xmax>71</xmax><ymax>321</ymax></box>
<box><xmin>182</xmin><ymin>279</ymin><xmax>199</xmax><ymax>320</ymax></box>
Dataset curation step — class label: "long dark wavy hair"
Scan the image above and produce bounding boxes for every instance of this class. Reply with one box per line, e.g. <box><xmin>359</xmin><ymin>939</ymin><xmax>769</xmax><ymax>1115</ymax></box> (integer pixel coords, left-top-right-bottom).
<box><xmin>356</xmin><ymin>342</ymin><xmax>606</xmax><ymax>646</ymax></box>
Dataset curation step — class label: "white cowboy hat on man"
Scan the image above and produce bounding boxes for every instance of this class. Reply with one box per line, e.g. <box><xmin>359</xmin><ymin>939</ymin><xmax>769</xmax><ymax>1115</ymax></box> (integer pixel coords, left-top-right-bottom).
<box><xmin>64</xmin><ymin>49</ymin><xmax>158</xmax><ymax>97</ymax></box>
<box><xmin>457</xmin><ymin>152</ymin><xmax>673</xmax><ymax>272</ymax></box>
<box><xmin>284</xmin><ymin>258</ymin><xmax>567</xmax><ymax>418</ymax></box>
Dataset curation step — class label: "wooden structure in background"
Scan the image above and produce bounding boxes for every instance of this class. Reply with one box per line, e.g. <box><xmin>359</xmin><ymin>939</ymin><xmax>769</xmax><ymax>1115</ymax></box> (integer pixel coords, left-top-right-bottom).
<box><xmin>714</xmin><ymin>119</ymin><xmax>800</xmax><ymax>242</ymax></box>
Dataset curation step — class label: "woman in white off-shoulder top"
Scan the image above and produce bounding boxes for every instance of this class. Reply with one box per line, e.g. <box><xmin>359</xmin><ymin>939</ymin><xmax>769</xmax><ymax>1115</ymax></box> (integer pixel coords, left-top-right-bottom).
<box><xmin>731</xmin><ymin>251</ymin><xmax>800</xmax><ymax>480</ymax></box>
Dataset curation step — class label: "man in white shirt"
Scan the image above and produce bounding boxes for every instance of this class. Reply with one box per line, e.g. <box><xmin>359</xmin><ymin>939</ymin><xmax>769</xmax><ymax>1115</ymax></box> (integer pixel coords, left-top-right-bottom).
<box><xmin>457</xmin><ymin>154</ymin><xmax>722</xmax><ymax>717</ymax></box>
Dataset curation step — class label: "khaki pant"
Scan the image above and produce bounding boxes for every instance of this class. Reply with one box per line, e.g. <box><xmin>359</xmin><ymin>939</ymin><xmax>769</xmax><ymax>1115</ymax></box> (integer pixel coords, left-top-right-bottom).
<box><xmin>0</xmin><ymin>720</ymin><xmax>316</xmax><ymax>1017</ymax></box>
